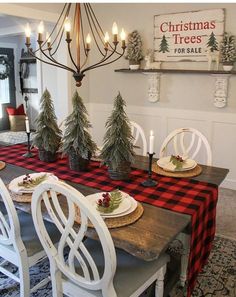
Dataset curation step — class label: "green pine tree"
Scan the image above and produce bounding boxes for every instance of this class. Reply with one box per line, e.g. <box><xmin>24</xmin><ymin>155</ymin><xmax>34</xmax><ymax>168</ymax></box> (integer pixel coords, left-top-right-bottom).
<box><xmin>207</xmin><ymin>32</ymin><xmax>218</xmax><ymax>52</ymax></box>
<box><xmin>159</xmin><ymin>35</ymin><xmax>169</xmax><ymax>53</ymax></box>
<box><xmin>33</xmin><ymin>89</ymin><xmax>61</xmax><ymax>153</ymax></box>
<box><xmin>100</xmin><ymin>92</ymin><xmax>135</xmax><ymax>167</ymax></box>
<box><xmin>220</xmin><ymin>33</ymin><xmax>236</xmax><ymax>63</ymax></box>
<box><xmin>60</xmin><ymin>91</ymin><xmax>97</xmax><ymax>159</ymax></box>
<box><xmin>125</xmin><ymin>30</ymin><xmax>144</xmax><ymax>63</ymax></box>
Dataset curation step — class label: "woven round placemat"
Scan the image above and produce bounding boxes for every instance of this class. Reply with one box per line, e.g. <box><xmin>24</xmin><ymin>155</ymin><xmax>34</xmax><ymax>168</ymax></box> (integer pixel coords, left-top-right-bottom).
<box><xmin>152</xmin><ymin>163</ymin><xmax>202</xmax><ymax>178</ymax></box>
<box><xmin>75</xmin><ymin>202</ymin><xmax>144</xmax><ymax>229</ymax></box>
<box><xmin>0</xmin><ymin>161</ymin><xmax>6</xmax><ymax>171</ymax></box>
<box><xmin>8</xmin><ymin>189</ymin><xmax>32</xmax><ymax>203</ymax></box>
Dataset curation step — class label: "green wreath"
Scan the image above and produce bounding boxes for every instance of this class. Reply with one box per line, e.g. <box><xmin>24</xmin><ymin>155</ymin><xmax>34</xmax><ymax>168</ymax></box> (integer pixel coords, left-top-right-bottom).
<box><xmin>0</xmin><ymin>56</ymin><xmax>11</xmax><ymax>80</ymax></box>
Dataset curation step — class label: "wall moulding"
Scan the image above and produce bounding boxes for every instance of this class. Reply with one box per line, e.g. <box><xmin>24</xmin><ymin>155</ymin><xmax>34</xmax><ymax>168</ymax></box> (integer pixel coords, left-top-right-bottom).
<box><xmin>115</xmin><ymin>68</ymin><xmax>235</xmax><ymax>108</ymax></box>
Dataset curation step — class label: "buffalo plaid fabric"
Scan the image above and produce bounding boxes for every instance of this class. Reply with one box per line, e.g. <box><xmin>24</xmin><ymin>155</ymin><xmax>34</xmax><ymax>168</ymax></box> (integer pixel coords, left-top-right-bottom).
<box><xmin>0</xmin><ymin>144</ymin><xmax>218</xmax><ymax>296</ymax></box>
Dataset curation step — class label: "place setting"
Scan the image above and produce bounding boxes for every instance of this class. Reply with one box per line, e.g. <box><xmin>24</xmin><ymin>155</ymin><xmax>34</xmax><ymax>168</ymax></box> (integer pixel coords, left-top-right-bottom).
<box><xmin>75</xmin><ymin>189</ymin><xmax>144</xmax><ymax>229</ymax></box>
<box><xmin>8</xmin><ymin>172</ymin><xmax>58</xmax><ymax>202</ymax></box>
<box><xmin>152</xmin><ymin>154</ymin><xmax>202</xmax><ymax>178</ymax></box>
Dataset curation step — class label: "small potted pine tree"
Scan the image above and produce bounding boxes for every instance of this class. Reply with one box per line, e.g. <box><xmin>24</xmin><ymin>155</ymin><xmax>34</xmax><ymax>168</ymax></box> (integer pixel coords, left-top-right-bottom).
<box><xmin>33</xmin><ymin>89</ymin><xmax>61</xmax><ymax>162</ymax></box>
<box><xmin>100</xmin><ymin>92</ymin><xmax>135</xmax><ymax>180</ymax></box>
<box><xmin>220</xmin><ymin>32</ymin><xmax>236</xmax><ymax>71</ymax></box>
<box><xmin>60</xmin><ymin>91</ymin><xmax>97</xmax><ymax>171</ymax></box>
<box><xmin>125</xmin><ymin>30</ymin><xmax>144</xmax><ymax>70</ymax></box>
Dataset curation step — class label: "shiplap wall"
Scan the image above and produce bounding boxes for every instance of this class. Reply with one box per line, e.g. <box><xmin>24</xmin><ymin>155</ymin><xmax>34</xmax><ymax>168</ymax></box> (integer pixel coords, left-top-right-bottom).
<box><xmin>88</xmin><ymin>102</ymin><xmax>235</xmax><ymax>190</ymax></box>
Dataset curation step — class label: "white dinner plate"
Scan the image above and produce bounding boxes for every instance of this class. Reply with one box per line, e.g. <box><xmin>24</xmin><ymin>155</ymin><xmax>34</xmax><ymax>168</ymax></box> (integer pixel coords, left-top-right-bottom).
<box><xmin>157</xmin><ymin>156</ymin><xmax>197</xmax><ymax>172</ymax></box>
<box><xmin>86</xmin><ymin>192</ymin><xmax>137</xmax><ymax>218</ymax></box>
<box><xmin>9</xmin><ymin>172</ymin><xmax>58</xmax><ymax>194</ymax></box>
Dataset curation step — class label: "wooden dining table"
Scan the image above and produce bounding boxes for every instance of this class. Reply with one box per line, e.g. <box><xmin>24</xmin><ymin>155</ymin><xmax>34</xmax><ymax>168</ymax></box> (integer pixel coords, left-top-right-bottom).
<box><xmin>0</xmin><ymin>155</ymin><xmax>229</xmax><ymax>296</ymax></box>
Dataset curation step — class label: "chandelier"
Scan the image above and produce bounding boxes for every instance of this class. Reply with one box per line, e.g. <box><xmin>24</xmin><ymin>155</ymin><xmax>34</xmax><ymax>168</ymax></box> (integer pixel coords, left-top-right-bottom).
<box><xmin>24</xmin><ymin>3</ymin><xmax>126</xmax><ymax>87</ymax></box>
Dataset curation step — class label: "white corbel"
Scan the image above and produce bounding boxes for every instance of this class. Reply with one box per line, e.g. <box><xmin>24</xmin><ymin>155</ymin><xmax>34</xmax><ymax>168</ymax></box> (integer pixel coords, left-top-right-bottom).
<box><xmin>143</xmin><ymin>72</ymin><xmax>161</xmax><ymax>103</ymax></box>
<box><xmin>212</xmin><ymin>74</ymin><xmax>231</xmax><ymax>108</ymax></box>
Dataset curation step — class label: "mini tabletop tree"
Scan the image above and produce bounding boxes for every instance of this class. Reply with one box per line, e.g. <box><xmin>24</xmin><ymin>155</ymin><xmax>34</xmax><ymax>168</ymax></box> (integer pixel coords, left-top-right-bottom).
<box><xmin>33</xmin><ymin>89</ymin><xmax>61</xmax><ymax>162</ymax></box>
<box><xmin>60</xmin><ymin>91</ymin><xmax>97</xmax><ymax>171</ymax></box>
<box><xmin>220</xmin><ymin>32</ymin><xmax>236</xmax><ymax>67</ymax></box>
<box><xmin>100</xmin><ymin>92</ymin><xmax>135</xmax><ymax>180</ymax></box>
<box><xmin>207</xmin><ymin>32</ymin><xmax>219</xmax><ymax>52</ymax></box>
<box><xmin>159</xmin><ymin>35</ymin><xmax>169</xmax><ymax>53</ymax></box>
<box><xmin>125</xmin><ymin>30</ymin><xmax>144</xmax><ymax>68</ymax></box>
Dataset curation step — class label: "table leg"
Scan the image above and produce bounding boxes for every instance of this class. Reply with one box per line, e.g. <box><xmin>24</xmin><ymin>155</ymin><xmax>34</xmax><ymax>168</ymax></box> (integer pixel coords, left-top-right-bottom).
<box><xmin>177</xmin><ymin>232</ymin><xmax>190</xmax><ymax>287</ymax></box>
<box><xmin>155</xmin><ymin>264</ymin><xmax>167</xmax><ymax>297</ymax></box>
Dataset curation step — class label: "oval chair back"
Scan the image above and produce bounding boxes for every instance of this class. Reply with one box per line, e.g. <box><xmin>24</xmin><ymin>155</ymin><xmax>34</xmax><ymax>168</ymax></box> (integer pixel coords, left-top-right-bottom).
<box><xmin>31</xmin><ymin>180</ymin><xmax>117</xmax><ymax>296</ymax></box>
<box><xmin>130</xmin><ymin>121</ymin><xmax>147</xmax><ymax>156</ymax></box>
<box><xmin>159</xmin><ymin>127</ymin><xmax>212</xmax><ymax>165</ymax></box>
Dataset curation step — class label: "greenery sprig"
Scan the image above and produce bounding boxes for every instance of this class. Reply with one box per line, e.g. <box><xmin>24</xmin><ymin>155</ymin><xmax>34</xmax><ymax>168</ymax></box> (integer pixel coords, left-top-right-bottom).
<box><xmin>170</xmin><ymin>155</ymin><xmax>184</xmax><ymax>170</ymax></box>
<box><xmin>97</xmin><ymin>190</ymin><xmax>123</xmax><ymax>213</ymax></box>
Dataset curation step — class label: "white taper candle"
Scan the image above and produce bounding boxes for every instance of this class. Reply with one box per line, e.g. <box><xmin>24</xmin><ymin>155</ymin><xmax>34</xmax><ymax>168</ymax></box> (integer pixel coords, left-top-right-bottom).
<box><xmin>149</xmin><ymin>130</ymin><xmax>154</xmax><ymax>154</ymax></box>
<box><xmin>25</xmin><ymin>117</ymin><xmax>30</xmax><ymax>133</ymax></box>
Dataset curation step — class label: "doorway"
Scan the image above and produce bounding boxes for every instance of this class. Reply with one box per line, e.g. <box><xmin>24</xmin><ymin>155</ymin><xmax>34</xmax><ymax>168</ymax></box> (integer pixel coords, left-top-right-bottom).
<box><xmin>0</xmin><ymin>47</ymin><xmax>16</xmax><ymax>130</ymax></box>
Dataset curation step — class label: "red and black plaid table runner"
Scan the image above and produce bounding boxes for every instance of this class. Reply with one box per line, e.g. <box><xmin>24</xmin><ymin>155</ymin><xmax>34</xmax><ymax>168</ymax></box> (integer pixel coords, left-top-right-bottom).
<box><xmin>0</xmin><ymin>144</ymin><xmax>218</xmax><ymax>296</ymax></box>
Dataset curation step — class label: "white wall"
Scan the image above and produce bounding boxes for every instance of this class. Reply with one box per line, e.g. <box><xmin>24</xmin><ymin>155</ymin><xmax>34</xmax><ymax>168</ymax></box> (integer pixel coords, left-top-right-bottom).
<box><xmin>86</xmin><ymin>3</ymin><xmax>236</xmax><ymax>190</ymax></box>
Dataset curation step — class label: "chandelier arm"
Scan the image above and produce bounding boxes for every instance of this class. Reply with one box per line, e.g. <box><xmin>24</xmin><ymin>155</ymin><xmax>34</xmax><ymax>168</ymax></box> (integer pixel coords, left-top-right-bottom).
<box><xmin>34</xmin><ymin>4</ymin><xmax>69</xmax><ymax>54</ymax></box>
<box><xmin>80</xmin><ymin>55</ymin><xmax>89</xmax><ymax>69</ymax></box>
<box><xmin>79</xmin><ymin>5</ymin><xmax>88</xmax><ymax>56</ymax></box>
<box><xmin>48</xmin><ymin>50</ymin><xmax>76</xmax><ymax>72</ymax></box>
<box><xmin>84</xmin><ymin>4</ymin><xmax>106</xmax><ymax>57</ymax></box>
<box><xmin>87</xmin><ymin>4</ymin><xmax>105</xmax><ymax>39</ymax></box>
<box><xmin>50</xmin><ymin>8</ymin><xmax>70</xmax><ymax>49</ymax></box>
<box><xmin>50</xmin><ymin>4</ymin><xmax>71</xmax><ymax>56</ymax></box>
<box><xmin>27</xmin><ymin>47</ymin><xmax>76</xmax><ymax>73</ymax></box>
<box><xmin>83</xmin><ymin>48</ymin><xmax>125</xmax><ymax>73</ymax></box>
<box><xmin>67</xmin><ymin>43</ymin><xmax>80</xmax><ymax>72</ymax></box>
<box><xmin>81</xmin><ymin>45</ymin><xmax>118</xmax><ymax>73</ymax></box>
<box><xmin>80</xmin><ymin>50</ymin><xmax>108</xmax><ymax>72</ymax></box>
<box><xmin>87</xmin><ymin>4</ymin><xmax>119</xmax><ymax>53</ymax></box>
<box><xmin>86</xmin><ymin>4</ymin><xmax>106</xmax><ymax>49</ymax></box>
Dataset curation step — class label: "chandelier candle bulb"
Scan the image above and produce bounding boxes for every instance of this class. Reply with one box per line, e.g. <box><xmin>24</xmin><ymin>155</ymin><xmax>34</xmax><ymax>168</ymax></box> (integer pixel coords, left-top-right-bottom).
<box><xmin>64</xmin><ymin>18</ymin><xmax>71</xmax><ymax>41</ymax></box>
<box><xmin>104</xmin><ymin>32</ymin><xmax>109</xmax><ymax>49</ymax></box>
<box><xmin>120</xmin><ymin>28</ymin><xmax>126</xmax><ymax>48</ymax></box>
<box><xmin>25</xmin><ymin>117</ymin><xmax>30</xmax><ymax>133</ymax></box>
<box><xmin>25</xmin><ymin>23</ymin><xmax>31</xmax><ymax>46</ymax></box>
<box><xmin>86</xmin><ymin>34</ymin><xmax>91</xmax><ymax>50</ymax></box>
<box><xmin>37</xmin><ymin>21</ymin><xmax>44</xmax><ymax>43</ymax></box>
<box><xmin>149</xmin><ymin>130</ymin><xmax>154</xmax><ymax>154</ymax></box>
<box><xmin>112</xmin><ymin>22</ymin><xmax>118</xmax><ymax>43</ymax></box>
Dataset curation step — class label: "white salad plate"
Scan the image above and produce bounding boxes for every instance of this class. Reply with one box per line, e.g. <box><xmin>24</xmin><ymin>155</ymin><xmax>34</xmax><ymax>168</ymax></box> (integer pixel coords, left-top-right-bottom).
<box><xmin>86</xmin><ymin>192</ymin><xmax>137</xmax><ymax>218</ymax></box>
<box><xmin>9</xmin><ymin>172</ymin><xmax>58</xmax><ymax>194</ymax></box>
<box><xmin>157</xmin><ymin>156</ymin><xmax>197</xmax><ymax>172</ymax></box>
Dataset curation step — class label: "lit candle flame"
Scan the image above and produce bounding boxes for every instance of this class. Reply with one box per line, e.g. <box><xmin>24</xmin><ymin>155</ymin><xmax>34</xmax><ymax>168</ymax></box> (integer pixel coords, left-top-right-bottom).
<box><xmin>64</xmin><ymin>17</ymin><xmax>71</xmax><ymax>32</ymax></box>
<box><xmin>112</xmin><ymin>22</ymin><xmax>118</xmax><ymax>35</ymax></box>
<box><xmin>104</xmin><ymin>32</ymin><xmax>109</xmax><ymax>43</ymax></box>
<box><xmin>38</xmin><ymin>21</ymin><xmax>44</xmax><ymax>34</ymax></box>
<box><xmin>25</xmin><ymin>23</ymin><xmax>31</xmax><ymax>38</ymax></box>
<box><xmin>86</xmin><ymin>33</ymin><xmax>91</xmax><ymax>44</ymax></box>
<box><xmin>120</xmin><ymin>28</ymin><xmax>126</xmax><ymax>41</ymax></box>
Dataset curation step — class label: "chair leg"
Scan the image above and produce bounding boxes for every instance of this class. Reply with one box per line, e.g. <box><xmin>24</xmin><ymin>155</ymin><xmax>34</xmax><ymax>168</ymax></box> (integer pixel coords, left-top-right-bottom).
<box><xmin>18</xmin><ymin>259</ymin><xmax>30</xmax><ymax>297</ymax></box>
<box><xmin>155</xmin><ymin>265</ymin><xmax>167</xmax><ymax>297</ymax></box>
<box><xmin>50</xmin><ymin>263</ymin><xmax>63</xmax><ymax>297</ymax></box>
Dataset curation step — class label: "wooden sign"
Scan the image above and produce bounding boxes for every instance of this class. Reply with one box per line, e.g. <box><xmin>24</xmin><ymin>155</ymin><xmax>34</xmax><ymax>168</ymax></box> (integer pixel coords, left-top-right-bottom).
<box><xmin>154</xmin><ymin>9</ymin><xmax>224</xmax><ymax>62</ymax></box>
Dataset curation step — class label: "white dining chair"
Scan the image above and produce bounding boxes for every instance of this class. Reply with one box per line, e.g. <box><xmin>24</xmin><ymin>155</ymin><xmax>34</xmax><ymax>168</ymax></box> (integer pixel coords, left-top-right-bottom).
<box><xmin>130</xmin><ymin>121</ymin><xmax>148</xmax><ymax>156</ymax></box>
<box><xmin>31</xmin><ymin>180</ymin><xmax>170</xmax><ymax>297</ymax></box>
<box><xmin>0</xmin><ymin>178</ymin><xmax>60</xmax><ymax>297</ymax></box>
<box><xmin>159</xmin><ymin>127</ymin><xmax>212</xmax><ymax>165</ymax></box>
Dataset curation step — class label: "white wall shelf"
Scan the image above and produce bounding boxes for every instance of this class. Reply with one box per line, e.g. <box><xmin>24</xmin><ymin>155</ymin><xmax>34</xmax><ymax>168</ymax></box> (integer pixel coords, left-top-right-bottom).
<box><xmin>115</xmin><ymin>68</ymin><xmax>235</xmax><ymax>107</ymax></box>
